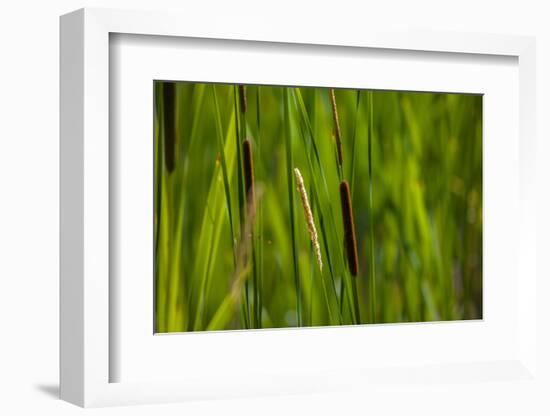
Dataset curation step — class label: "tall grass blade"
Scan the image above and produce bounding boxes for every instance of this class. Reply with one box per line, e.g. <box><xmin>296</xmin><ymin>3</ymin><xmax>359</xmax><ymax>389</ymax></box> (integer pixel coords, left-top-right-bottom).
<box><xmin>367</xmin><ymin>91</ymin><xmax>377</xmax><ymax>323</ymax></box>
<box><xmin>284</xmin><ymin>87</ymin><xmax>302</xmax><ymax>326</ymax></box>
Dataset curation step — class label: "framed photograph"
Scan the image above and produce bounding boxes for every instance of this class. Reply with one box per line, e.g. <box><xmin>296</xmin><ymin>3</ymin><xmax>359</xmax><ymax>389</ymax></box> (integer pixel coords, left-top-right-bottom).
<box><xmin>60</xmin><ymin>8</ymin><xmax>538</xmax><ymax>408</ymax></box>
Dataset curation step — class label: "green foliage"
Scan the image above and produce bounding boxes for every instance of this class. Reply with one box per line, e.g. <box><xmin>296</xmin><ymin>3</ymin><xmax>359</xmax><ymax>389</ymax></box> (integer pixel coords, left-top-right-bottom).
<box><xmin>154</xmin><ymin>81</ymin><xmax>483</xmax><ymax>332</ymax></box>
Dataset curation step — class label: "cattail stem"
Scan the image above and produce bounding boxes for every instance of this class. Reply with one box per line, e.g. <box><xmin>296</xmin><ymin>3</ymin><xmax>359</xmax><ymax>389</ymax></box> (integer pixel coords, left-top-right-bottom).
<box><xmin>329</xmin><ymin>88</ymin><xmax>343</xmax><ymax>169</ymax></box>
<box><xmin>162</xmin><ymin>82</ymin><xmax>176</xmax><ymax>172</ymax></box>
<box><xmin>339</xmin><ymin>180</ymin><xmax>359</xmax><ymax>276</ymax></box>
<box><xmin>294</xmin><ymin>168</ymin><xmax>323</xmax><ymax>272</ymax></box>
<box><xmin>238</xmin><ymin>85</ymin><xmax>247</xmax><ymax>114</ymax></box>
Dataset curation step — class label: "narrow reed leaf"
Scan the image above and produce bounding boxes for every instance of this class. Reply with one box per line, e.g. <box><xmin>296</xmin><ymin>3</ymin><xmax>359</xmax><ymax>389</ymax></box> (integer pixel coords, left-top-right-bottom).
<box><xmin>256</xmin><ymin>87</ymin><xmax>264</xmax><ymax>326</ymax></box>
<box><xmin>367</xmin><ymin>91</ymin><xmax>376</xmax><ymax>322</ymax></box>
<box><xmin>339</xmin><ymin>180</ymin><xmax>359</xmax><ymax>276</ymax></box>
<box><xmin>294</xmin><ymin>168</ymin><xmax>323</xmax><ymax>272</ymax></box>
<box><xmin>154</xmin><ymin>83</ymin><xmax>164</xmax><ymax>331</ymax></box>
<box><xmin>212</xmin><ymin>85</ymin><xmax>236</xmax><ymax>262</ymax></box>
<box><xmin>233</xmin><ymin>86</ymin><xmax>245</xmax><ymax>227</ymax></box>
<box><xmin>284</xmin><ymin>88</ymin><xmax>302</xmax><ymax>326</ymax></box>
<box><xmin>307</xmin><ymin>182</ymin><xmax>316</xmax><ymax>325</ymax></box>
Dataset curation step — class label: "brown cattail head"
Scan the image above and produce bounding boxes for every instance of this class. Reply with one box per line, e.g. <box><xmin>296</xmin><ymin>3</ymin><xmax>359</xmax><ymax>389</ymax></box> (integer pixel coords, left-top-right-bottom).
<box><xmin>329</xmin><ymin>88</ymin><xmax>343</xmax><ymax>167</ymax></box>
<box><xmin>238</xmin><ymin>85</ymin><xmax>247</xmax><ymax>114</ymax></box>
<box><xmin>339</xmin><ymin>180</ymin><xmax>359</xmax><ymax>276</ymax></box>
<box><xmin>242</xmin><ymin>139</ymin><xmax>255</xmax><ymax>211</ymax></box>
<box><xmin>162</xmin><ymin>82</ymin><xmax>176</xmax><ymax>172</ymax></box>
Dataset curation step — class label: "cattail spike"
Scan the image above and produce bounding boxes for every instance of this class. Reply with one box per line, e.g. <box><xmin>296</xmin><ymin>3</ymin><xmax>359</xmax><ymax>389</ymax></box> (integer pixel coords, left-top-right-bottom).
<box><xmin>339</xmin><ymin>180</ymin><xmax>359</xmax><ymax>276</ymax></box>
<box><xmin>242</xmin><ymin>139</ymin><xmax>255</xmax><ymax>211</ymax></box>
<box><xmin>238</xmin><ymin>85</ymin><xmax>247</xmax><ymax>114</ymax></box>
<box><xmin>162</xmin><ymin>82</ymin><xmax>176</xmax><ymax>172</ymax></box>
<box><xmin>294</xmin><ymin>168</ymin><xmax>323</xmax><ymax>272</ymax></box>
<box><xmin>329</xmin><ymin>88</ymin><xmax>343</xmax><ymax>167</ymax></box>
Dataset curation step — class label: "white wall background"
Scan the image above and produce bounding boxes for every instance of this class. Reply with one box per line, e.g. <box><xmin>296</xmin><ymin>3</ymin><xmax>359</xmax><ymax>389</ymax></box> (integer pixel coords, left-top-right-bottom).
<box><xmin>1</xmin><ymin>0</ymin><xmax>548</xmax><ymax>414</ymax></box>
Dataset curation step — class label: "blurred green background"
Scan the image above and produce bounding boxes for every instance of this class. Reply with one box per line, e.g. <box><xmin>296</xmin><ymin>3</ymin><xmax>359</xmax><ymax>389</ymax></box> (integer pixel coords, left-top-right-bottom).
<box><xmin>154</xmin><ymin>81</ymin><xmax>482</xmax><ymax>333</ymax></box>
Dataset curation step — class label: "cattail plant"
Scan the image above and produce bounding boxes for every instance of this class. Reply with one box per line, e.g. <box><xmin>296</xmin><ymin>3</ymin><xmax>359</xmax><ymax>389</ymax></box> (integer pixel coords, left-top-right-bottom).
<box><xmin>162</xmin><ymin>82</ymin><xmax>176</xmax><ymax>172</ymax></box>
<box><xmin>294</xmin><ymin>168</ymin><xmax>323</xmax><ymax>272</ymax></box>
<box><xmin>339</xmin><ymin>180</ymin><xmax>359</xmax><ymax>276</ymax></box>
<box><xmin>329</xmin><ymin>88</ymin><xmax>343</xmax><ymax>168</ymax></box>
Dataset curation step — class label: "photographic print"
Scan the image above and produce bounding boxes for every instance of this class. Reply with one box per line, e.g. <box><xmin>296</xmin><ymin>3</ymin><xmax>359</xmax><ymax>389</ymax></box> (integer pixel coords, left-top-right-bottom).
<box><xmin>154</xmin><ymin>82</ymin><xmax>482</xmax><ymax>333</ymax></box>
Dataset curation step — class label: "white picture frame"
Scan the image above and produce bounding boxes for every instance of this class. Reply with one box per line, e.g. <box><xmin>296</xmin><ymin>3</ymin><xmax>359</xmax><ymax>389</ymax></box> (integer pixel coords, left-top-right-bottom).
<box><xmin>60</xmin><ymin>7</ymin><xmax>538</xmax><ymax>408</ymax></box>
